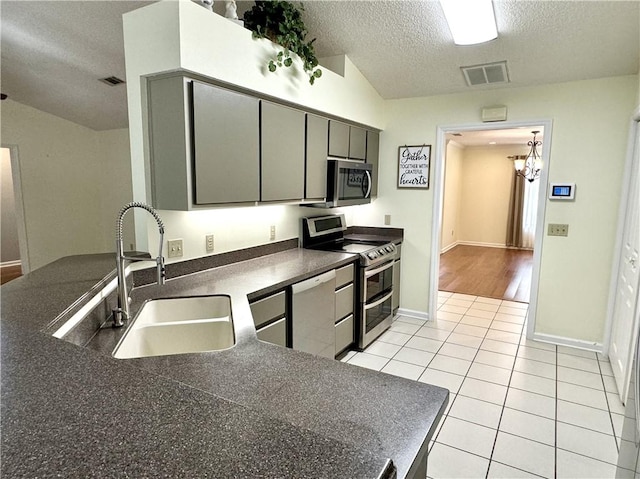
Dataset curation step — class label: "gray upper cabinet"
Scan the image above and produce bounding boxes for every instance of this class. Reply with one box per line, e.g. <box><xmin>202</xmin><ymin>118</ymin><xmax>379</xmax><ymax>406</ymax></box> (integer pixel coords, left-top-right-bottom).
<box><xmin>305</xmin><ymin>114</ymin><xmax>329</xmax><ymax>200</ymax></box>
<box><xmin>328</xmin><ymin>120</ymin><xmax>350</xmax><ymax>158</ymax></box>
<box><xmin>366</xmin><ymin>130</ymin><xmax>380</xmax><ymax>197</ymax></box>
<box><xmin>349</xmin><ymin>126</ymin><xmax>367</xmax><ymax>160</ymax></box>
<box><xmin>193</xmin><ymin>81</ymin><xmax>260</xmax><ymax>204</ymax></box>
<box><xmin>261</xmin><ymin>101</ymin><xmax>305</xmax><ymax>202</ymax></box>
<box><xmin>328</xmin><ymin>120</ymin><xmax>367</xmax><ymax>161</ymax></box>
<box><xmin>147</xmin><ymin>76</ymin><xmax>260</xmax><ymax>209</ymax></box>
<box><xmin>148</xmin><ymin>76</ymin><xmax>191</xmax><ymax>210</ymax></box>
<box><xmin>147</xmin><ymin>74</ymin><xmax>381</xmax><ymax>209</ymax></box>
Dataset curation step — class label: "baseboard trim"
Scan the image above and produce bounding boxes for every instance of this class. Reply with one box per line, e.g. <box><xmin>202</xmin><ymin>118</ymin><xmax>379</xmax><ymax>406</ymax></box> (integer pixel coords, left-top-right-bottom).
<box><xmin>457</xmin><ymin>241</ymin><xmax>507</xmax><ymax>249</ymax></box>
<box><xmin>531</xmin><ymin>332</ymin><xmax>604</xmax><ymax>353</ymax></box>
<box><xmin>440</xmin><ymin>242</ymin><xmax>458</xmax><ymax>254</ymax></box>
<box><xmin>444</xmin><ymin>241</ymin><xmax>534</xmax><ymax>251</ymax></box>
<box><xmin>397</xmin><ymin>308</ymin><xmax>429</xmax><ymax>321</ymax></box>
<box><xmin>1</xmin><ymin>260</ymin><xmax>21</xmax><ymax>268</ymax></box>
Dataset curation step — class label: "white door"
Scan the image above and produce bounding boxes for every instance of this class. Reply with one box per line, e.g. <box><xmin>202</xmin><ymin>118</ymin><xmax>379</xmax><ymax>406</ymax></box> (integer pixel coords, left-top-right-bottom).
<box><xmin>610</xmin><ymin>121</ymin><xmax>640</xmax><ymax>403</ymax></box>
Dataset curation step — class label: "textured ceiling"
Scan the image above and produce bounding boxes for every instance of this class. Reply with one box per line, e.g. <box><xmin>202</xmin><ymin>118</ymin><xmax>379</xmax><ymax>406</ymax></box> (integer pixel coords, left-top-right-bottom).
<box><xmin>303</xmin><ymin>0</ymin><xmax>639</xmax><ymax>99</ymax></box>
<box><xmin>1</xmin><ymin>1</ymin><xmax>638</xmax><ymax>131</ymax></box>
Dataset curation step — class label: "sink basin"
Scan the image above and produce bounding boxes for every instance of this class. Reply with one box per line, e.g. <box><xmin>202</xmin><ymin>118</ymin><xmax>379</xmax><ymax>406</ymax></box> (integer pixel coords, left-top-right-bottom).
<box><xmin>113</xmin><ymin>295</ymin><xmax>235</xmax><ymax>359</ymax></box>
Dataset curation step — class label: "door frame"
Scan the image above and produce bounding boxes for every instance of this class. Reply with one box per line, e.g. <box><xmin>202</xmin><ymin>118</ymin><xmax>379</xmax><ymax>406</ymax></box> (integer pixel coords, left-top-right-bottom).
<box><xmin>429</xmin><ymin>119</ymin><xmax>554</xmax><ymax>338</ymax></box>
<box><xmin>603</xmin><ymin>106</ymin><xmax>640</xmax><ymax>357</ymax></box>
<box><xmin>2</xmin><ymin>144</ymin><xmax>30</xmax><ymax>273</ymax></box>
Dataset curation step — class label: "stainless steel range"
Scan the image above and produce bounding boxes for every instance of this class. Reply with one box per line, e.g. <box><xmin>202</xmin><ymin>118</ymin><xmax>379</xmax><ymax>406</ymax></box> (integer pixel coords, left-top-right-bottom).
<box><xmin>301</xmin><ymin>214</ymin><xmax>396</xmax><ymax>349</ymax></box>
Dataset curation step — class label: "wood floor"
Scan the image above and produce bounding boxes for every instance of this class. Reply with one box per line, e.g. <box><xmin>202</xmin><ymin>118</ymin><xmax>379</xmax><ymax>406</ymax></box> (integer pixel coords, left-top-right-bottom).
<box><xmin>0</xmin><ymin>264</ymin><xmax>23</xmax><ymax>285</ymax></box>
<box><xmin>439</xmin><ymin>245</ymin><xmax>533</xmax><ymax>303</ymax></box>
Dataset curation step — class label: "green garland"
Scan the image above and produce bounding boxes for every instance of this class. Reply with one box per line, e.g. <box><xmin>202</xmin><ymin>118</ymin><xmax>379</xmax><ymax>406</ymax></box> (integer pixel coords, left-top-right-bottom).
<box><xmin>244</xmin><ymin>1</ymin><xmax>322</xmax><ymax>85</ymax></box>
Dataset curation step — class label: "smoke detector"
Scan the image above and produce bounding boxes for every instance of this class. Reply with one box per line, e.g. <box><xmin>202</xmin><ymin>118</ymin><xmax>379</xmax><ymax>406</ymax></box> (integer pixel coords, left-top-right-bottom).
<box><xmin>461</xmin><ymin>61</ymin><xmax>509</xmax><ymax>86</ymax></box>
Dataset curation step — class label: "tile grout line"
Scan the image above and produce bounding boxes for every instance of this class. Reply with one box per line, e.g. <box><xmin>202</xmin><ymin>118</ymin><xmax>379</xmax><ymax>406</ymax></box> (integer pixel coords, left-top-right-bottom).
<box><xmin>554</xmin><ymin>345</ymin><xmax>558</xmax><ymax>479</ymax></box>
<box><xmin>484</xmin><ymin>311</ymin><xmax>527</xmax><ymax>479</ymax></box>
<box><xmin>429</xmin><ymin>298</ymin><xmax>505</xmax><ymax>455</ymax></box>
<box><xmin>597</xmin><ymin>353</ymin><xmax>621</xmax><ymax>452</ymax></box>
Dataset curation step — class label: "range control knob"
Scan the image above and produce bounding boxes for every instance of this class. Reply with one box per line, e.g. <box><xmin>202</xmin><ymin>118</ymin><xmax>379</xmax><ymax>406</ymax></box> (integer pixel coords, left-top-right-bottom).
<box><xmin>367</xmin><ymin>252</ymin><xmax>378</xmax><ymax>260</ymax></box>
<box><xmin>385</xmin><ymin>245</ymin><xmax>395</xmax><ymax>253</ymax></box>
<box><xmin>378</xmin><ymin>248</ymin><xmax>386</xmax><ymax>255</ymax></box>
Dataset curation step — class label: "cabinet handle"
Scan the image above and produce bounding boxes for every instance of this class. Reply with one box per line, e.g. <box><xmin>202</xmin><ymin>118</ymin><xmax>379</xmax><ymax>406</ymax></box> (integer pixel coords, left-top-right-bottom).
<box><xmin>365</xmin><ymin>260</ymin><xmax>394</xmax><ymax>278</ymax></box>
<box><xmin>364</xmin><ymin>291</ymin><xmax>393</xmax><ymax>310</ymax></box>
<box><xmin>364</xmin><ymin>170</ymin><xmax>372</xmax><ymax>198</ymax></box>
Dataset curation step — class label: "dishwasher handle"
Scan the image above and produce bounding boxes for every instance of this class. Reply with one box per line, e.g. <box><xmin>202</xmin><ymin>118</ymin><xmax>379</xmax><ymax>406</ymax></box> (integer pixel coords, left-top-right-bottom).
<box><xmin>291</xmin><ymin>270</ymin><xmax>336</xmax><ymax>294</ymax></box>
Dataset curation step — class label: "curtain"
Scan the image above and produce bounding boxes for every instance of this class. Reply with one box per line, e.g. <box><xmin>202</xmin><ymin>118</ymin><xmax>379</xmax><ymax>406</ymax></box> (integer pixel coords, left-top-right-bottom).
<box><xmin>506</xmin><ymin>172</ymin><xmax>525</xmax><ymax>247</ymax></box>
<box><xmin>506</xmin><ymin>172</ymin><xmax>538</xmax><ymax>249</ymax></box>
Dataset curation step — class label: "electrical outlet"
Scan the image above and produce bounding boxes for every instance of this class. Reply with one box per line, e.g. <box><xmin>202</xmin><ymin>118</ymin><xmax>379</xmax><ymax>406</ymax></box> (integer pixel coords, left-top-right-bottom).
<box><xmin>167</xmin><ymin>239</ymin><xmax>183</xmax><ymax>258</ymax></box>
<box><xmin>270</xmin><ymin>225</ymin><xmax>276</xmax><ymax>241</ymax></box>
<box><xmin>548</xmin><ymin>224</ymin><xmax>569</xmax><ymax>237</ymax></box>
<box><xmin>384</xmin><ymin>215</ymin><xmax>391</xmax><ymax>226</ymax></box>
<box><xmin>205</xmin><ymin>234</ymin><xmax>214</xmax><ymax>253</ymax></box>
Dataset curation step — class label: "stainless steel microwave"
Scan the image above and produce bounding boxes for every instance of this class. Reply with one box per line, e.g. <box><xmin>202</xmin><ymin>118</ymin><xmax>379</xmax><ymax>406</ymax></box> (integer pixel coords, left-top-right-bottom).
<box><xmin>325</xmin><ymin>159</ymin><xmax>372</xmax><ymax>207</ymax></box>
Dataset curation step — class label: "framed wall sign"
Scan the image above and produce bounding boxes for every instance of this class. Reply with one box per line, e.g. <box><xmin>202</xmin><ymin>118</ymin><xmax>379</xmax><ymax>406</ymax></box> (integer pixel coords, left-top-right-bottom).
<box><xmin>398</xmin><ymin>145</ymin><xmax>431</xmax><ymax>189</ymax></box>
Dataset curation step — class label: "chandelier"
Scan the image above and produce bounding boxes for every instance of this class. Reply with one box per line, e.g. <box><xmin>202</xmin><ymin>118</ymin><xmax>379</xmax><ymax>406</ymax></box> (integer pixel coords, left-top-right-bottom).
<box><xmin>509</xmin><ymin>130</ymin><xmax>542</xmax><ymax>182</ymax></box>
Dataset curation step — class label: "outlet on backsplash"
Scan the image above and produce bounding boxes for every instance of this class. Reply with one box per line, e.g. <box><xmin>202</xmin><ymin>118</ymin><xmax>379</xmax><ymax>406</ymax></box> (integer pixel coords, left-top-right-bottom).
<box><xmin>270</xmin><ymin>225</ymin><xmax>276</xmax><ymax>241</ymax></box>
<box><xmin>206</xmin><ymin>234</ymin><xmax>214</xmax><ymax>253</ymax></box>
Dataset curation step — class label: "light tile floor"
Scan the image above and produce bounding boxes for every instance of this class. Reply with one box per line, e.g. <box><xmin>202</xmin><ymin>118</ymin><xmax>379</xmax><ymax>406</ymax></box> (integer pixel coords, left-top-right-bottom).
<box><xmin>342</xmin><ymin>291</ymin><xmax>624</xmax><ymax>479</ymax></box>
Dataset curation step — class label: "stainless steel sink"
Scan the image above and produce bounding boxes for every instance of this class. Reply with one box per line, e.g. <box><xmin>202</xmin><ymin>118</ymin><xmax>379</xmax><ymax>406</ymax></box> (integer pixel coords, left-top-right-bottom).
<box><xmin>113</xmin><ymin>295</ymin><xmax>235</xmax><ymax>359</ymax></box>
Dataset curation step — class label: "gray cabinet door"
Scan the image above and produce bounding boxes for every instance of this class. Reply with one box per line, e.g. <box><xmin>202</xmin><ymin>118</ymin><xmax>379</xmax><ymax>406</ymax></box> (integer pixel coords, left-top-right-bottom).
<box><xmin>328</xmin><ymin>120</ymin><xmax>349</xmax><ymax>158</ymax></box>
<box><xmin>349</xmin><ymin>126</ymin><xmax>367</xmax><ymax>160</ymax></box>
<box><xmin>366</xmin><ymin>130</ymin><xmax>380</xmax><ymax>197</ymax></box>
<box><xmin>148</xmin><ymin>76</ymin><xmax>191</xmax><ymax>210</ymax></box>
<box><xmin>335</xmin><ymin>314</ymin><xmax>354</xmax><ymax>355</ymax></box>
<box><xmin>335</xmin><ymin>283</ymin><xmax>354</xmax><ymax>322</ymax></box>
<box><xmin>261</xmin><ymin>101</ymin><xmax>305</xmax><ymax>201</ymax></box>
<box><xmin>192</xmin><ymin>81</ymin><xmax>260</xmax><ymax>204</ymax></box>
<box><xmin>305</xmin><ymin>114</ymin><xmax>328</xmax><ymax>199</ymax></box>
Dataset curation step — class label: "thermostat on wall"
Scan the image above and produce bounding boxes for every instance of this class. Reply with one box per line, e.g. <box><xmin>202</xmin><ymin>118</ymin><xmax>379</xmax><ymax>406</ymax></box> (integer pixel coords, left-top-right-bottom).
<box><xmin>549</xmin><ymin>183</ymin><xmax>576</xmax><ymax>200</ymax></box>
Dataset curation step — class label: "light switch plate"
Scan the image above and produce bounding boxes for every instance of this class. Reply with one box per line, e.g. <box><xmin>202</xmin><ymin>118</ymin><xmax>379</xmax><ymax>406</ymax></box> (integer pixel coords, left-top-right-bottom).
<box><xmin>548</xmin><ymin>224</ymin><xmax>569</xmax><ymax>237</ymax></box>
<box><xmin>270</xmin><ymin>225</ymin><xmax>276</xmax><ymax>241</ymax></box>
<box><xmin>205</xmin><ymin>234</ymin><xmax>214</xmax><ymax>253</ymax></box>
<box><xmin>384</xmin><ymin>215</ymin><xmax>391</xmax><ymax>225</ymax></box>
<box><xmin>168</xmin><ymin>239</ymin><xmax>184</xmax><ymax>258</ymax></box>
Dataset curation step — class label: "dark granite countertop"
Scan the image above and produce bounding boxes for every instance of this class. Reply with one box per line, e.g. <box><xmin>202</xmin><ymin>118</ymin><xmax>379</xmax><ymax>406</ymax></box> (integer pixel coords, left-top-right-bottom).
<box><xmin>1</xmin><ymin>241</ymin><xmax>446</xmax><ymax>479</ymax></box>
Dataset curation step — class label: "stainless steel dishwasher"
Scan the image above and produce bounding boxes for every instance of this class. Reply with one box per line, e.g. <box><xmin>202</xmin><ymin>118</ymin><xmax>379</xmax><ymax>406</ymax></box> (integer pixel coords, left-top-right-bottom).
<box><xmin>291</xmin><ymin>270</ymin><xmax>336</xmax><ymax>359</ymax></box>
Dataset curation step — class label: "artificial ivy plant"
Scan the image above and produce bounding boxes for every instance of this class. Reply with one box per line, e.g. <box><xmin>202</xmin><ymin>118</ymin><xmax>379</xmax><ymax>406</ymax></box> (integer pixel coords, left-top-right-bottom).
<box><xmin>243</xmin><ymin>1</ymin><xmax>322</xmax><ymax>85</ymax></box>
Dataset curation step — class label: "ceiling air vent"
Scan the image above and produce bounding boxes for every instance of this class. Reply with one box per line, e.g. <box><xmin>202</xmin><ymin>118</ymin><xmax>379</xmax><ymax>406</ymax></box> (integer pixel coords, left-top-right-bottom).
<box><xmin>99</xmin><ymin>76</ymin><xmax>125</xmax><ymax>86</ymax></box>
<box><xmin>461</xmin><ymin>61</ymin><xmax>509</xmax><ymax>87</ymax></box>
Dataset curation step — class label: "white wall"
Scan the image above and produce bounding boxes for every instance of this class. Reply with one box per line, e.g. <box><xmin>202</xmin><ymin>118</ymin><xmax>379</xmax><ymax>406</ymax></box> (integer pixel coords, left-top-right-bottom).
<box><xmin>123</xmin><ymin>0</ymin><xmax>386</xmax><ymax>261</ymax></box>
<box><xmin>441</xmin><ymin>141</ymin><xmax>463</xmax><ymax>251</ymax></box>
<box><xmin>1</xmin><ymin>100</ymin><xmax>133</xmax><ymax>270</ymax></box>
<box><xmin>1</xmin><ymin>148</ymin><xmax>20</xmax><ymax>262</ymax></box>
<box><xmin>458</xmin><ymin>144</ymin><xmax>528</xmax><ymax>247</ymax></box>
<box><xmin>96</xmin><ymin>129</ymin><xmax>135</xmax><ymax>252</ymax></box>
<box><xmin>355</xmin><ymin>75</ymin><xmax>637</xmax><ymax>345</ymax></box>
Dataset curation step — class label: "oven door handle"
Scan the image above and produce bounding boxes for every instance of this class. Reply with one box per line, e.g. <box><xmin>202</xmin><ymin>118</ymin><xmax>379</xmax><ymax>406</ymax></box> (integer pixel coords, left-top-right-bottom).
<box><xmin>364</xmin><ymin>290</ymin><xmax>394</xmax><ymax>310</ymax></box>
<box><xmin>365</xmin><ymin>260</ymin><xmax>394</xmax><ymax>278</ymax></box>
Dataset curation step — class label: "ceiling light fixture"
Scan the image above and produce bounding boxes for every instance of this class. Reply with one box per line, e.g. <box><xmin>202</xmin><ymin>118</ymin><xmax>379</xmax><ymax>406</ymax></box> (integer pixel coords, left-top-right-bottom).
<box><xmin>439</xmin><ymin>0</ymin><xmax>498</xmax><ymax>45</ymax></box>
<box><xmin>509</xmin><ymin>131</ymin><xmax>542</xmax><ymax>182</ymax></box>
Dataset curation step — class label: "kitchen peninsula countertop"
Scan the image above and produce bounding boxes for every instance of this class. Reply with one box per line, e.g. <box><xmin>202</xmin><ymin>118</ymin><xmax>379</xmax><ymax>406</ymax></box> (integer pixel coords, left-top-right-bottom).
<box><xmin>1</xmin><ymin>243</ymin><xmax>447</xmax><ymax>478</ymax></box>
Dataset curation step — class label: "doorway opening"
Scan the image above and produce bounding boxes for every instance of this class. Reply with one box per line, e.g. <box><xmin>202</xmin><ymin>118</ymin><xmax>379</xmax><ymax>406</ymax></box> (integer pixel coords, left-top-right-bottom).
<box><xmin>1</xmin><ymin>146</ymin><xmax>29</xmax><ymax>284</ymax></box>
<box><xmin>430</xmin><ymin>120</ymin><xmax>553</xmax><ymax>338</ymax></box>
<box><xmin>438</xmin><ymin>127</ymin><xmax>543</xmax><ymax>303</ymax></box>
